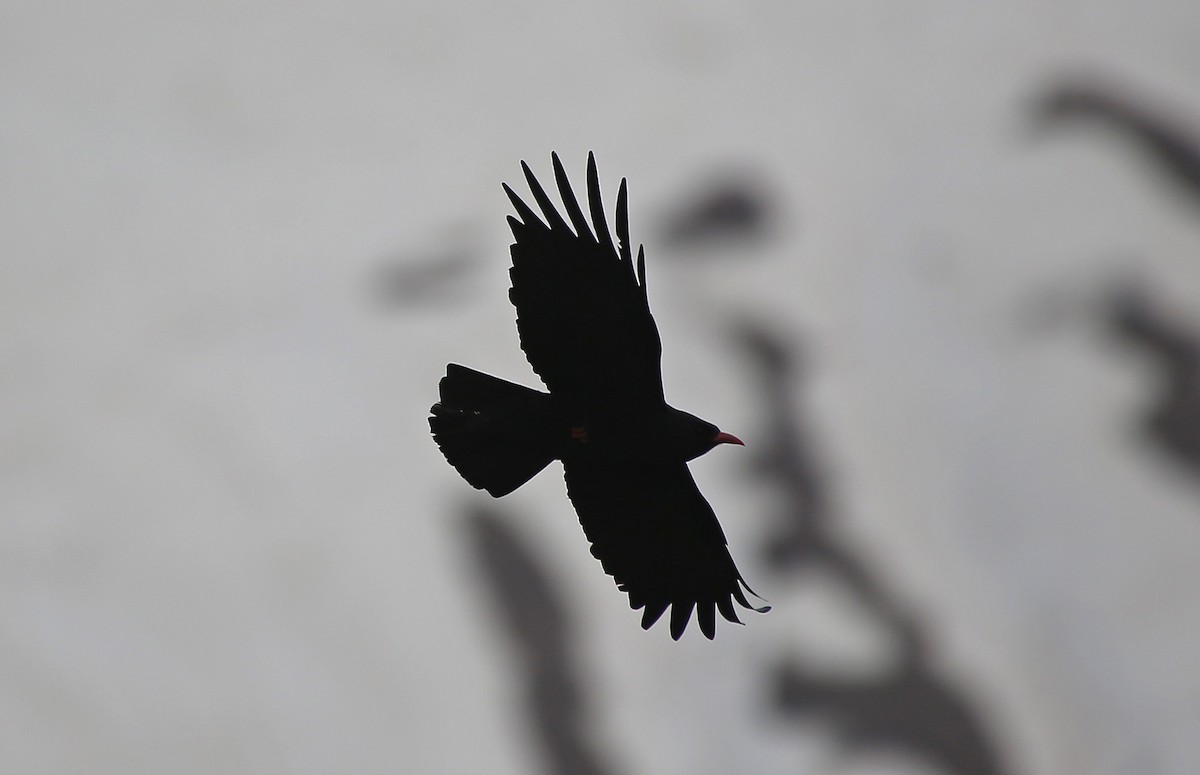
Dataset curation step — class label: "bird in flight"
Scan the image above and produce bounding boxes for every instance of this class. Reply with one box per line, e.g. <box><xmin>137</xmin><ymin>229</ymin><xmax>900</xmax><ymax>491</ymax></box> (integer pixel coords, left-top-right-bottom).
<box><xmin>429</xmin><ymin>152</ymin><xmax>768</xmax><ymax>640</ymax></box>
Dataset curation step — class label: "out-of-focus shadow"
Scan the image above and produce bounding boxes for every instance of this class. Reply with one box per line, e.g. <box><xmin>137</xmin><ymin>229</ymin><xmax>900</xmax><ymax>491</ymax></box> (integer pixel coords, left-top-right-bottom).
<box><xmin>463</xmin><ymin>505</ymin><xmax>622</xmax><ymax>775</ymax></box>
<box><xmin>732</xmin><ymin>320</ymin><xmax>1009</xmax><ymax>775</ymax></box>
<box><xmin>657</xmin><ymin>171</ymin><xmax>776</xmax><ymax>250</ymax></box>
<box><xmin>773</xmin><ymin>655</ymin><xmax>1004</xmax><ymax>775</ymax></box>
<box><xmin>1034</xmin><ymin>75</ymin><xmax>1200</xmax><ymax>211</ymax></box>
<box><xmin>371</xmin><ymin>249</ymin><xmax>479</xmax><ymax>309</ymax></box>
<box><xmin>1104</xmin><ymin>281</ymin><xmax>1200</xmax><ymax>480</ymax></box>
<box><xmin>733</xmin><ymin>322</ymin><xmax>920</xmax><ymax>650</ymax></box>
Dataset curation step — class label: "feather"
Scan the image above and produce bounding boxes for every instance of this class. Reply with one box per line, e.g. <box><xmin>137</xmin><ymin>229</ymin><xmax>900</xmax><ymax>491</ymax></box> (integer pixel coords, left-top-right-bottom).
<box><xmin>521</xmin><ymin>160</ymin><xmax>571</xmax><ymax>233</ymax></box>
<box><xmin>503</xmin><ymin>183</ymin><xmax>546</xmax><ymax>231</ymax></box>
<box><xmin>586</xmin><ymin>151</ymin><xmax>616</xmax><ymax>255</ymax></box>
<box><xmin>552</xmin><ymin>152</ymin><xmax>595</xmax><ymax>242</ymax></box>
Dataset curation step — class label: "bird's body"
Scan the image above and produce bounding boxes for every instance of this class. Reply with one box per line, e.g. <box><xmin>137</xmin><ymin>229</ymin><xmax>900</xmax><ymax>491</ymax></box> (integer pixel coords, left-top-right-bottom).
<box><xmin>429</xmin><ymin>153</ymin><xmax>767</xmax><ymax>639</ymax></box>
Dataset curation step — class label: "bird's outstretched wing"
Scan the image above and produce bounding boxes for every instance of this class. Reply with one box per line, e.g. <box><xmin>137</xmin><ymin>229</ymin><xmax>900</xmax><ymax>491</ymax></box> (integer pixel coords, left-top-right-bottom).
<box><xmin>564</xmin><ymin>460</ymin><xmax>767</xmax><ymax>640</ymax></box>
<box><xmin>504</xmin><ymin>152</ymin><xmax>663</xmax><ymax>408</ymax></box>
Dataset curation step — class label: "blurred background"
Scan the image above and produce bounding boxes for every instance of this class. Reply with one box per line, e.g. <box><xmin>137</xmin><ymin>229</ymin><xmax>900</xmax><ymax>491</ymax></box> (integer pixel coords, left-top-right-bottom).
<box><xmin>5</xmin><ymin>2</ymin><xmax>1200</xmax><ymax>773</ymax></box>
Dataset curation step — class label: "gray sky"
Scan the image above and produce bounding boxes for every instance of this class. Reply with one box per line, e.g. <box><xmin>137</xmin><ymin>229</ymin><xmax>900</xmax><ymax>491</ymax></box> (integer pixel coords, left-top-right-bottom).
<box><xmin>5</xmin><ymin>3</ymin><xmax>1200</xmax><ymax>774</ymax></box>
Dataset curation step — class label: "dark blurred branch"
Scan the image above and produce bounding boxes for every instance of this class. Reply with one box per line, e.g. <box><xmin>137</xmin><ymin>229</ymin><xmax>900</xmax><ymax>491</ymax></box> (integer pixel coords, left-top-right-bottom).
<box><xmin>464</xmin><ymin>506</ymin><xmax>622</xmax><ymax>775</ymax></box>
<box><xmin>658</xmin><ymin>172</ymin><xmax>776</xmax><ymax>250</ymax></box>
<box><xmin>774</xmin><ymin>657</ymin><xmax>1004</xmax><ymax>775</ymax></box>
<box><xmin>371</xmin><ymin>249</ymin><xmax>479</xmax><ymax>309</ymax></box>
<box><xmin>1035</xmin><ymin>77</ymin><xmax>1200</xmax><ymax>211</ymax></box>
<box><xmin>733</xmin><ymin>322</ymin><xmax>922</xmax><ymax>653</ymax></box>
<box><xmin>1105</xmin><ymin>281</ymin><xmax>1200</xmax><ymax>480</ymax></box>
<box><xmin>732</xmin><ymin>320</ymin><xmax>1009</xmax><ymax>775</ymax></box>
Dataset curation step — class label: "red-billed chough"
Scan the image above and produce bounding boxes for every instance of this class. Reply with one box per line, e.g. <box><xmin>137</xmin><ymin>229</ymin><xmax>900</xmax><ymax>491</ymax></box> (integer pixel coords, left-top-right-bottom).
<box><xmin>429</xmin><ymin>153</ymin><xmax>768</xmax><ymax>640</ymax></box>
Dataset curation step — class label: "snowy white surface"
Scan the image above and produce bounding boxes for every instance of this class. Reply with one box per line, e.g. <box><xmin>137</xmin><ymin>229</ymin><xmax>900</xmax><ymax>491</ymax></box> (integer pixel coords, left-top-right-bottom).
<box><xmin>5</xmin><ymin>3</ymin><xmax>1200</xmax><ymax>774</ymax></box>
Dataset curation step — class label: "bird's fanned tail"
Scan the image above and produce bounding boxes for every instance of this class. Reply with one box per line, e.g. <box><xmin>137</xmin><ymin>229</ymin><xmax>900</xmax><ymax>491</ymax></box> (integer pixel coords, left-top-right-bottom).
<box><xmin>429</xmin><ymin>364</ymin><xmax>558</xmax><ymax>497</ymax></box>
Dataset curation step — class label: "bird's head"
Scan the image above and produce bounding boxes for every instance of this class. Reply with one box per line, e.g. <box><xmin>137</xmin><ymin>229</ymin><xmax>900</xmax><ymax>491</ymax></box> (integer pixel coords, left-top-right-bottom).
<box><xmin>668</xmin><ymin>408</ymin><xmax>745</xmax><ymax>462</ymax></box>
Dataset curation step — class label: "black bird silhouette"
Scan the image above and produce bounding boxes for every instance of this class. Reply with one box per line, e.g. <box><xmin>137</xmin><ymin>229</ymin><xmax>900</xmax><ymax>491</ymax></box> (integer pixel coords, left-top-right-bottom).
<box><xmin>430</xmin><ymin>153</ymin><xmax>767</xmax><ymax>639</ymax></box>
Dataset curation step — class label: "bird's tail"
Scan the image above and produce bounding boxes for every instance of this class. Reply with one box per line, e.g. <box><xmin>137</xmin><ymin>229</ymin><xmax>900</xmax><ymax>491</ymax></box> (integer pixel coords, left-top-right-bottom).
<box><xmin>429</xmin><ymin>364</ymin><xmax>558</xmax><ymax>497</ymax></box>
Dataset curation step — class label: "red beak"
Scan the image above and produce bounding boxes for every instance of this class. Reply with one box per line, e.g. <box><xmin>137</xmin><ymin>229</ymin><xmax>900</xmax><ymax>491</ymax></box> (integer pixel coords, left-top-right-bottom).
<box><xmin>713</xmin><ymin>432</ymin><xmax>744</xmax><ymax>447</ymax></box>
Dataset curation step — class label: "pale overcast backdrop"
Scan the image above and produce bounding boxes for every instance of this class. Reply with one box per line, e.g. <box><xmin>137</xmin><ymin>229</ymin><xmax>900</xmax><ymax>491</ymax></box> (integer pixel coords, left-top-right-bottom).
<box><xmin>5</xmin><ymin>3</ymin><xmax>1200</xmax><ymax>774</ymax></box>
